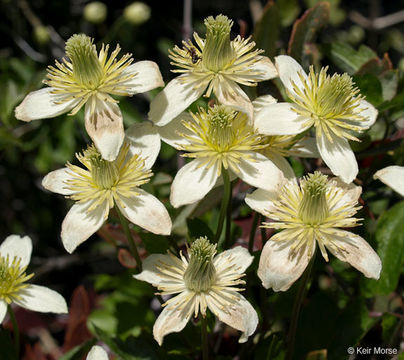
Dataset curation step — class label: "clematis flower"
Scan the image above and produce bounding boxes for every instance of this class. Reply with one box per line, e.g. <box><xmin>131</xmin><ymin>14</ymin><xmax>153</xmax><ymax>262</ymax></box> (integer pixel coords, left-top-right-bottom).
<box><xmin>135</xmin><ymin>236</ymin><xmax>258</xmax><ymax>345</ymax></box>
<box><xmin>148</xmin><ymin>14</ymin><xmax>277</xmax><ymax>126</ymax></box>
<box><xmin>246</xmin><ymin>172</ymin><xmax>381</xmax><ymax>291</ymax></box>
<box><xmin>374</xmin><ymin>166</ymin><xmax>404</xmax><ymax>196</ymax></box>
<box><xmin>41</xmin><ymin>122</ymin><xmax>172</xmax><ymax>253</ymax></box>
<box><xmin>158</xmin><ymin>104</ymin><xmax>284</xmax><ymax>207</ymax></box>
<box><xmin>86</xmin><ymin>345</ymin><xmax>108</xmax><ymax>360</ymax></box>
<box><xmin>254</xmin><ymin>55</ymin><xmax>378</xmax><ymax>183</ymax></box>
<box><xmin>0</xmin><ymin>235</ymin><xmax>68</xmax><ymax>323</ymax></box>
<box><xmin>15</xmin><ymin>34</ymin><xmax>164</xmax><ymax>161</ymax></box>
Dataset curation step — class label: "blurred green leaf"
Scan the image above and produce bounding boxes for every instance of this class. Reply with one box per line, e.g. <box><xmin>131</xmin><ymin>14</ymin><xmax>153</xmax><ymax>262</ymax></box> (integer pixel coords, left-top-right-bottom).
<box><xmin>378</xmin><ymin>92</ymin><xmax>404</xmax><ymax>113</ymax></box>
<box><xmin>278</xmin><ymin>0</ymin><xmax>300</xmax><ymax>27</ymax></box>
<box><xmin>0</xmin><ymin>328</ymin><xmax>17</xmax><ymax>360</ymax></box>
<box><xmin>187</xmin><ymin>218</ymin><xmax>214</xmax><ymax>240</ymax></box>
<box><xmin>353</xmin><ymin>74</ymin><xmax>383</xmax><ymax>106</ymax></box>
<box><xmin>59</xmin><ymin>339</ymin><xmax>97</xmax><ymax>360</ymax></box>
<box><xmin>141</xmin><ymin>233</ymin><xmax>170</xmax><ymax>254</ymax></box>
<box><xmin>253</xmin><ymin>333</ymin><xmax>285</xmax><ymax>360</ymax></box>
<box><xmin>381</xmin><ymin>313</ymin><xmax>398</xmax><ymax>344</ymax></box>
<box><xmin>305</xmin><ymin>0</ymin><xmax>345</xmax><ymax>25</ymax></box>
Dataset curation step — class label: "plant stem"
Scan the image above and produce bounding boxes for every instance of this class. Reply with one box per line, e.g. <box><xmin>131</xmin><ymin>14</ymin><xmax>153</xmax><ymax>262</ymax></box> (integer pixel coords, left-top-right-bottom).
<box><xmin>286</xmin><ymin>256</ymin><xmax>315</xmax><ymax>360</ymax></box>
<box><xmin>214</xmin><ymin>168</ymin><xmax>231</xmax><ymax>245</ymax></box>
<box><xmin>7</xmin><ymin>305</ymin><xmax>19</xmax><ymax>358</ymax></box>
<box><xmin>201</xmin><ymin>316</ymin><xmax>209</xmax><ymax>360</ymax></box>
<box><xmin>117</xmin><ymin>209</ymin><xmax>142</xmax><ymax>273</ymax></box>
<box><xmin>248</xmin><ymin>212</ymin><xmax>260</xmax><ymax>253</ymax></box>
<box><xmin>224</xmin><ymin>180</ymin><xmax>233</xmax><ymax>249</ymax></box>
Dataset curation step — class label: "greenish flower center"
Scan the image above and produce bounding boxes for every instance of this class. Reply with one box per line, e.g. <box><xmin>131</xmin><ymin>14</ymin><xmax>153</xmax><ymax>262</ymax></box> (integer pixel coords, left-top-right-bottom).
<box><xmin>183</xmin><ymin>237</ymin><xmax>217</xmax><ymax>292</ymax></box>
<box><xmin>207</xmin><ymin>105</ymin><xmax>236</xmax><ymax>149</ymax></box>
<box><xmin>85</xmin><ymin>146</ymin><xmax>119</xmax><ymax>189</ymax></box>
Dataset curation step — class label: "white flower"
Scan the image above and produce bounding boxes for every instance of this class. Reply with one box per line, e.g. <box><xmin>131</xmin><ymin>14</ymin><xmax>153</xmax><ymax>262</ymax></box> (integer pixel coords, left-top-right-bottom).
<box><xmin>374</xmin><ymin>165</ymin><xmax>404</xmax><ymax>196</ymax></box>
<box><xmin>41</xmin><ymin>122</ymin><xmax>172</xmax><ymax>253</ymax></box>
<box><xmin>15</xmin><ymin>34</ymin><xmax>164</xmax><ymax>161</ymax></box>
<box><xmin>254</xmin><ymin>55</ymin><xmax>378</xmax><ymax>183</ymax></box>
<box><xmin>246</xmin><ymin>172</ymin><xmax>381</xmax><ymax>291</ymax></box>
<box><xmin>158</xmin><ymin>104</ymin><xmax>284</xmax><ymax>207</ymax></box>
<box><xmin>86</xmin><ymin>345</ymin><xmax>108</xmax><ymax>360</ymax></box>
<box><xmin>148</xmin><ymin>14</ymin><xmax>277</xmax><ymax>127</ymax></box>
<box><xmin>135</xmin><ymin>237</ymin><xmax>258</xmax><ymax>345</ymax></box>
<box><xmin>0</xmin><ymin>235</ymin><xmax>68</xmax><ymax>323</ymax></box>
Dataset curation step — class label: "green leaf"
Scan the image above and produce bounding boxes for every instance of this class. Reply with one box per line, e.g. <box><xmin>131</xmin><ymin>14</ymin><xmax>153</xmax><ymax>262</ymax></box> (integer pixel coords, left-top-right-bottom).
<box><xmin>187</xmin><ymin>218</ymin><xmax>214</xmax><ymax>240</ymax></box>
<box><xmin>277</xmin><ymin>0</ymin><xmax>300</xmax><ymax>27</ymax></box>
<box><xmin>59</xmin><ymin>339</ymin><xmax>97</xmax><ymax>360</ymax></box>
<box><xmin>381</xmin><ymin>313</ymin><xmax>398</xmax><ymax>344</ymax></box>
<box><xmin>0</xmin><ymin>328</ymin><xmax>17</xmax><ymax>360</ymax></box>
<box><xmin>352</xmin><ymin>74</ymin><xmax>383</xmax><ymax>106</ymax></box>
<box><xmin>141</xmin><ymin>233</ymin><xmax>170</xmax><ymax>254</ymax></box>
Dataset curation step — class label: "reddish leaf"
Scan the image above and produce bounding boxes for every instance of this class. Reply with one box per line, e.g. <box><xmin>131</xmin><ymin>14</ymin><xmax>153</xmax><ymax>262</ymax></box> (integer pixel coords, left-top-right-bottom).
<box><xmin>117</xmin><ymin>248</ymin><xmax>137</xmax><ymax>268</ymax></box>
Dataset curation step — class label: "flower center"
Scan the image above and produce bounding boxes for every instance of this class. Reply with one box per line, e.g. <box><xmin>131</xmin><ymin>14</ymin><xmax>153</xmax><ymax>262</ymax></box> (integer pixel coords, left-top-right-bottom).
<box><xmin>207</xmin><ymin>105</ymin><xmax>236</xmax><ymax>149</ymax></box>
<box><xmin>183</xmin><ymin>237</ymin><xmax>217</xmax><ymax>292</ymax></box>
<box><xmin>298</xmin><ymin>172</ymin><xmax>329</xmax><ymax>225</ymax></box>
<box><xmin>0</xmin><ymin>255</ymin><xmax>33</xmax><ymax>304</ymax></box>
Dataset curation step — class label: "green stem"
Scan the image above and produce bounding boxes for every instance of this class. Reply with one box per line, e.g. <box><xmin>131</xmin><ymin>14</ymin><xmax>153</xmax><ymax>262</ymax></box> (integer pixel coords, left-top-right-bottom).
<box><xmin>214</xmin><ymin>168</ymin><xmax>231</xmax><ymax>245</ymax></box>
<box><xmin>117</xmin><ymin>209</ymin><xmax>142</xmax><ymax>273</ymax></box>
<box><xmin>248</xmin><ymin>212</ymin><xmax>260</xmax><ymax>253</ymax></box>
<box><xmin>286</xmin><ymin>255</ymin><xmax>315</xmax><ymax>360</ymax></box>
<box><xmin>201</xmin><ymin>316</ymin><xmax>209</xmax><ymax>360</ymax></box>
<box><xmin>7</xmin><ymin>305</ymin><xmax>19</xmax><ymax>358</ymax></box>
<box><xmin>260</xmin><ymin>217</ymin><xmax>267</xmax><ymax>246</ymax></box>
<box><xmin>223</xmin><ymin>180</ymin><xmax>233</xmax><ymax>249</ymax></box>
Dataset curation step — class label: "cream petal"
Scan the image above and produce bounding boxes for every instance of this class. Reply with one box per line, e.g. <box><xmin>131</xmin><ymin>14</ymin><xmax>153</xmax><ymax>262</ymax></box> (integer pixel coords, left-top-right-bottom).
<box><xmin>269</xmin><ymin>154</ymin><xmax>295</xmax><ymax>180</ymax></box>
<box><xmin>237</xmin><ymin>152</ymin><xmax>284</xmax><ymax>191</ymax></box>
<box><xmin>15</xmin><ymin>88</ymin><xmax>77</xmax><ymax>122</ymax></box>
<box><xmin>245</xmin><ymin>188</ymin><xmax>278</xmax><ymax>216</ymax></box>
<box><xmin>15</xmin><ymin>284</ymin><xmax>68</xmax><ymax>314</ymax></box>
<box><xmin>170</xmin><ymin>159</ymin><xmax>218</xmax><ymax>208</ymax></box>
<box><xmin>84</xmin><ymin>100</ymin><xmax>124</xmax><ymax>161</ymax></box>
<box><xmin>121</xmin><ymin>61</ymin><xmax>164</xmax><ymax>94</ymax></box>
<box><xmin>0</xmin><ymin>301</ymin><xmax>7</xmax><ymax>323</ymax></box>
<box><xmin>332</xmin><ymin>177</ymin><xmax>362</xmax><ymax>205</ymax></box>
<box><xmin>274</xmin><ymin>55</ymin><xmax>307</xmax><ymax>95</ymax></box>
<box><xmin>0</xmin><ymin>235</ymin><xmax>32</xmax><ymax>268</ymax></box>
<box><xmin>248</xmin><ymin>56</ymin><xmax>278</xmax><ymax>81</ymax></box>
<box><xmin>291</xmin><ymin>137</ymin><xmax>320</xmax><ymax>158</ymax></box>
<box><xmin>327</xmin><ymin>231</ymin><xmax>381</xmax><ymax>279</ymax></box>
<box><xmin>148</xmin><ymin>75</ymin><xmax>206</xmax><ymax>126</ymax></box>
<box><xmin>157</xmin><ymin>112</ymin><xmax>194</xmax><ymax>148</ymax></box>
<box><xmin>316</xmin><ymin>132</ymin><xmax>358</xmax><ymax>184</ymax></box>
<box><xmin>42</xmin><ymin>168</ymin><xmax>75</xmax><ymax>196</ymax></box>
<box><xmin>254</xmin><ymin>103</ymin><xmax>310</xmax><ymax>135</ymax></box>
<box><xmin>357</xmin><ymin>99</ymin><xmax>378</xmax><ymax>129</ymax></box>
<box><xmin>258</xmin><ymin>236</ymin><xmax>315</xmax><ymax>291</ymax></box>
<box><xmin>374</xmin><ymin>166</ymin><xmax>404</xmax><ymax>196</ymax></box>
<box><xmin>125</xmin><ymin>122</ymin><xmax>161</xmax><ymax>170</ymax></box>
<box><xmin>61</xmin><ymin>201</ymin><xmax>109</xmax><ymax>253</ymax></box>
<box><xmin>252</xmin><ymin>95</ymin><xmax>277</xmax><ymax>115</ymax></box>
<box><xmin>214</xmin><ymin>246</ymin><xmax>253</xmax><ymax>275</ymax></box>
<box><xmin>86</xmin><ymin>346</ymin><xmax>108</xmax><ymax>360</ymax></box>
<box><xmin>117</xmin><ymin>189</ymin><xmax>172</xmax><ymax>236</ymax></box>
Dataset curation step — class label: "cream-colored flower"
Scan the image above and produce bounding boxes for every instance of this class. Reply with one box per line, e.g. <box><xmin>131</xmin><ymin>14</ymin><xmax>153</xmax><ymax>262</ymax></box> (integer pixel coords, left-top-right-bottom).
<box><xmin>374</xmin><ymin>165</ymin><xmax>404</xmax><ymax>196</ymax></box>
<box><xmin>86</xmin><ymin>345</ymin><xmax>108</xmax><ymax>360</ymax></box>
<box><xmin>254</xmin><ymin>55</ymin><xmax>378</xmax><ymax>183</ymax></box>
<box><xmin>15</xmin><ymin>34</ymin><xmax>164</xmax><ymax>161</ymax></box>
<box><xmin>149</xmin><ymin>14</ymin><xmax>277</xmax><ymax>127</ymax></box>
<box><xmin>0</xmin><ymin>235</ymin><xmax>68</xmax><ymax>323</ymax></box>
<box><xmin>41</xmin><ymin>122</ymin><xmax>171</xmax><ymax>253</ymax></box>
<box><xmin>158</xmin><ymin>104</ymin><xmax>284</xmax><ymax>207</ymax></box>
<box><xmin>135</xmin><ymin>237</ymin><xmax>258</xmax><ymax>345</ymax></box>
<box><xmin>246</xmin><ymin>172</ymin><xmax>381</xmax><ymax>291</ymax></box>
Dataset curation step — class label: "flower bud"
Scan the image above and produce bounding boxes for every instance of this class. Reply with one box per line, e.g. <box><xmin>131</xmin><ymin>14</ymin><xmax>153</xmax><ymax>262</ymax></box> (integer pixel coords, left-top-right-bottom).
<box><xmin>123</xmin><ymin>2</ymin><xmax>151</xmax><ymax>25</ymax></box>
<box><xmin>83</xmin><ymin>2</ymin><xmax>107</xmax><ymax>24</ymax></box>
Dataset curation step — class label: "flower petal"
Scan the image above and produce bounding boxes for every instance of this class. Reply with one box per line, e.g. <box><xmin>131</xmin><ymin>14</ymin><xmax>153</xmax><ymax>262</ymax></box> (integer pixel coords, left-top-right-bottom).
<box><xmin>248</xmin><ymin>56</ymin><xmax>278</xmax><ymax>81</ymax></box>
<box><xmin>170</xmin><ymin>159</ymin><xmax>218</xmax><ymax>208</ymax></box>
<box><xmin>258</xmin><ymin>235</ymin><xmax>315</xmax><ymax>291</ymax></box>
<box><xmin>0</xmin><ymin>301</ymin><xmax>7</xmax><ymax>324</ymax></box>
<box><xmin>269</xmin><ymin>154</ymin><xmax>295</xmax><ymax>180</ymax></box>
<box><xmin>125</xmin><ymin>122</ymin><xmax>161</xmax><ymax>170</ymax></box>
<box><xmin>214</xmin><ymin>246</ymin><xmax>253</xmax><ymax>275</ymax></box>
<box><xmin>117</xmin><ymin>189</ymin><xmax>172</xmax><ymax>236</ymax></box>
<box><xmin>332</xmin><ymin>177</ymin><xmax>362</xmax><ymax>205</ymax></box>
<box><xmin>42</xmin><ymin>168</ymin><xmax>75</xmax><ymax>196</ymax></box>
<box><xmin>291</xmin><ymin>137</ymin><xmax>320</xmax><ymax>158</ymax></box>
<box><xmin>327</xmin><ymin>231</ymin><xmax>381</xmax><ymax>279</ymax></box>
<box><xmin>15</xmin><ymin>88</ymin><xmax>77</xmax><ymax>122</ymax></box>
<box><xmin>358</xmin><ymin>99</ymin><xmax>378</xmax><ymax>129</ymax></box>
<box><xmin>374</xmin><ymin>166</ymin><xmax>404</xmax><ymax>196</ymax></box>
<box><xmin>237</xmin><ymin>152</ymin><xmax>284</xmax><ymax>191</ymax></box>
<box><xmin>275</xmin><ymin>55</ymin><xmax>307</xmax><ymax>95</ymax></box>
<box><xmin>148</xmin><ymin>75</ymin><xmax>206</xmax><ymax>126</ymax></box>
<box><xmin>86</xmin><ymin>346</ymin><xmax>108</xmax><ymax>360</ymax></box>
<box><xmin>61</xmin><ymin>201</ymin><xmax>109</xmax><ymax>253</ymax></box>
<box><xmin>245</xmin><ymin>188</ymin><xmax>278</xmax><ymax>216</ymax></box>
<box><xmin>15</xmin><ymin>284</ymin><xmax>68</xmax><ymax>314</ymax></box>
<box><xmin>84</xmin><ymin>100</ymin><xmax>124</xmax><ymax>161</ymax></box>
<box><xmin>252</xmin><ymin>94</ymin><xmax>277</xmax><ymax>115</ymax></box>
<box><xmin>121</xmin><ymin>61</ymin><xmax>164</xmax><ymax>94</ymax></box>
<box><xmin>0</xmin><ymin>235</ymin><xmax>32</xmax><ymax>268</ymax></box>
<box><xmin>316</xmin><ymin>132</ymin><xmax>358</xmax><ymax>183</ymax></box>
<box><xmin>157</xmin><ymin>112</ymin><xmax>194</xmax><ymax>148</ymax></box>
<box><xmin>254</xmin><ymin>103</ymin><xmax>310</xmax><ymax>135</ymax></box>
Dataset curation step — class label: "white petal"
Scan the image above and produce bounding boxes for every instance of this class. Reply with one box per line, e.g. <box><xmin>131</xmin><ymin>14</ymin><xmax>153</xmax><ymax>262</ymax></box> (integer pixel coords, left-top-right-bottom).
<box><xmin>0</xmin><ymin>301</ymin><xmax>7</xmax><ymax>324</ymax></box>
<box><xmin>248</xmin><ymin>56</ymin><xmax>278</xmax><ymax>81</ymax></box>
<box><xmin>317</xmin><ymin>132</ymin><xmax>358</xmax><ymax>183</ymax></box>
<box><xmin>332</xmin><ymin>177</ymin><xmax>362</xmax><ymax>205</ymax></box>
<box><xmin>327</xmin><ymin>231</ymin><xmax>381</xmax><ymax>279</ymax></box>
<box><xmin>254</xmin><ymin>103</ymin><xmax>310</xmax><ymax>135</ymax></box>
<box><xmin>358</xmin><ymin>99</ymin><xmax>378</xmax><ymax>129</ymax></box>
<box><xmin>42</xmin><ymin>168</ymin><xmax>75</xmax><ymax>196</ymax></box>
<box><xmin>170</xmin><ymin>159</ymin><xmax>218</xmax><ymax>208</ymax></box>
<box><xmin>252</xmin><ymin>95</ymin><xmax>277</xmax><ymax>115</ymax></box>
<box><xmin>84</xmin><ymin>100</ymin><xmax>124</xmax><ymax>161</ymax></box>
<box><xmin>117</xmin><ymin>189</ymin><xmax>172</xmax><ymax>235</ymax></box>
<box><xmin>0</xmin><ymin>235</ymin><xmax>32</xmax><ymax>268</ymax></box>
<box><xmin>269</xmin><ymin>154</ymin><xmax>296</xmax><ymax>180</ymax></box>
<box><xmin>153</xmin><ymin>304</ymin><xmax>191</xmax><ymax>346</ymax></box>
<box><xmin>15</xmin><ymin>284</ymin><xmax>68</xmax><ymax>314</ymax></box>
<box><xmin>258</xmin><ymin>236</ymin><xmax>315</xmax><ymax>291</ymax></box>
<box><xmin>207</xmin><ymin>293</ymin><xmax>258</xmax><ymax>343</ymax></box>
<box><xmin>275</xmin><ymin>55</ymin><xmax>307</xmax><ymax>95</ymax></box>
<box><xmin>61</xmin><ymin>201</ymin><xmax>109</xmax><ymax>253</ymax></box>
<box><xmin>15</xmin><ymin>88</ymin><xmax>77</xmax><ymax>122</ymax></box>
<box><xmin>374</xmin><ymin>166</ymin><xmax>404</xmax><ymax>196</ymax></box>
<box><xmin>148</xmin><ymin>75</ymin><xmax>206</xmax><ymax>126</ymax></box>
<box><xmin>86</xmin><ymin>345</ymin><xmax>108</xmax><ymax>360</ymax></box>
<box><xmin>214</xmin><ymin>246</ymin><xmax>253</xmax><ymax>275</ymax></box>
<box><xmin>291</xmin><ymin>137</ymin><xmax>320</xmax><ymax>158</ymax></box>
<box><xmin>157</xmin><ymin>112</ymin><xmax>194</xmax><ymax>148</ymax></box>
<box><xmin>245</xmin><ymin>188</ymin><xmax>278</xmax><ymax>216</ymax></box>
<box><xmin>121</xmin><ymin>61</ymin><xmax>164</xmax><ymax>94</ymax></box>
<box><xmin>237</xmin><ymin>152</ymin><xmax>284</xmax><ymax>191</ymax></box>
<box><xmin>125</xmin><ymin>122</ymin><xmax>161</xmax><ymax>170</ymax></box>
